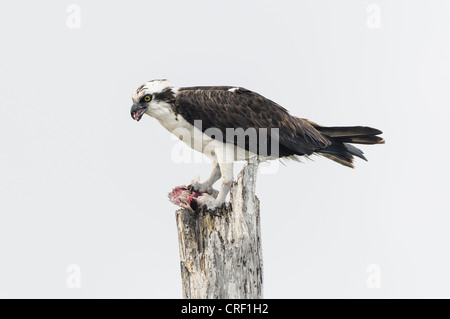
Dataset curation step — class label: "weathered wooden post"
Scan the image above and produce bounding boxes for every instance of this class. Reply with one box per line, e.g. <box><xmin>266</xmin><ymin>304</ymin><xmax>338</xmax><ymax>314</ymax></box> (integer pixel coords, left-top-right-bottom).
<box><xmin>175</xmin><ymin>157</ymin><xmax>263</xmax><ymax>299</ymax></box>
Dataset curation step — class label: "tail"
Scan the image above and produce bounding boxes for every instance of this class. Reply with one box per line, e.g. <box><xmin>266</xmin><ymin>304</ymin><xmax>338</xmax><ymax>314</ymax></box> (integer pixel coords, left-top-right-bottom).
<box><xmin>312</xmin><ymin>125</ymin><xmax>385</xmax><ymax>168</ymax></box>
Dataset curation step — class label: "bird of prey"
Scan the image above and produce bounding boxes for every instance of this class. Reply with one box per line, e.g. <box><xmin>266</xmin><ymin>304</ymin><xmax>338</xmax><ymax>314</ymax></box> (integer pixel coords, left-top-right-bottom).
<box><xmin>131</xmin><ymin>79</ymin><xmax>384</xmax><ymax>212</ymax></box>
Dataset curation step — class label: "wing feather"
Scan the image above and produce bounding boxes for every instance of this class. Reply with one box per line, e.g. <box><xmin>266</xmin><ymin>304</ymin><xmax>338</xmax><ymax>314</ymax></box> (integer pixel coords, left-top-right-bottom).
<box><xmin>174</xmin><ymin>87</ymin><xmax>330</xmax><ymax>157</ymax></box>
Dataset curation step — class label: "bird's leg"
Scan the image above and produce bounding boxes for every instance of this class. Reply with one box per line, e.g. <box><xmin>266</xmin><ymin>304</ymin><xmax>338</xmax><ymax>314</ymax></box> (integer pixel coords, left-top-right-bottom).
<box><xmin>190</xmin><ymin>162</ymin><xmax>221</xmax><ymax>195</ymax></box>
<box><xmin>199</xmin><ymin>162</ymin><xmax>233</xmax><ymax>216</ymax></box>
<box><xmin>198</xmin><ymin>145</ymin><xmax>234</xmax><ymax>215</ymax></box>
<box><xmin>202</xmin><ymin>162</ymin><xmax>233</xmax><ymax>212</ymax></box>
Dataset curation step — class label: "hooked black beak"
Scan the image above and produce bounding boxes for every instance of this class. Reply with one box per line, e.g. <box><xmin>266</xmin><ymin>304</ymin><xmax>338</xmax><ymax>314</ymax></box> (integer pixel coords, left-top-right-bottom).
<box><xmin>131</xmin><ymin>103</ymin><xmax>148</xmax><ymax>122</ymax></box>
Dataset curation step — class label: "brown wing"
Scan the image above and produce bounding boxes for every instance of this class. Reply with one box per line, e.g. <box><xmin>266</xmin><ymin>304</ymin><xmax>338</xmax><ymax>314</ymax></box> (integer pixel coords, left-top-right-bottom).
<box><xmin>174</xmin><ymin>87</ymin><xmax>331</xmax><ymax>157</ymax></box>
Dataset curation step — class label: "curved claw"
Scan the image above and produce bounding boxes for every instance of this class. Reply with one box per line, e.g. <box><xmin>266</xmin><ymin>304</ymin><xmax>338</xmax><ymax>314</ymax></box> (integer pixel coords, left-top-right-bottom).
<box><xmin>190</xmin><ymin>181</ymin><xmax>214</xmax><ymax>195</ymax></box>
<box><xmin>201</xmin><ymin>204</ymin><xmax>221</xmax><ymax>217</ymax></box>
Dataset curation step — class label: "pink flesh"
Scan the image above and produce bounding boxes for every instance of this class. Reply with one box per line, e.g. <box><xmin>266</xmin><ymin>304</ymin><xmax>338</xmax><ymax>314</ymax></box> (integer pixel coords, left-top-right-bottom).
<box><xmin>168</xmin><ymin>185</ymin><xmax>206</xmax><ymax>211</ymax></box>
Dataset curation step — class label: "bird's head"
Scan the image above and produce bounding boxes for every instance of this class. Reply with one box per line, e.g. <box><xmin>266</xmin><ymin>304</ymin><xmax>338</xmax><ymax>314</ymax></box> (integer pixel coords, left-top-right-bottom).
<box><xmin>130</xmin><ymin>79</ymin><xmax>176</xmax><ymax>121</ymax></box>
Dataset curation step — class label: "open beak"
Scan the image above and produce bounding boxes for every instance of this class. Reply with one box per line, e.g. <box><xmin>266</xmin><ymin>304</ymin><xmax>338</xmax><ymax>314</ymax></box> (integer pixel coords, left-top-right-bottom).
<box><xmin>131</xmin><ymin>104</ymin><xmax>148</xmax><ymax>121</ymax></box>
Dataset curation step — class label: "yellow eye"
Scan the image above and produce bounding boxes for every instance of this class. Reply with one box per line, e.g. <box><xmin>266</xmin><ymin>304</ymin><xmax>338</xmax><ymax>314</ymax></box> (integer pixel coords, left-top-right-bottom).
<box><xmin>144</xmin><ymin>95</ymin><xmax>151</xmax><ymax>102</ymax></box>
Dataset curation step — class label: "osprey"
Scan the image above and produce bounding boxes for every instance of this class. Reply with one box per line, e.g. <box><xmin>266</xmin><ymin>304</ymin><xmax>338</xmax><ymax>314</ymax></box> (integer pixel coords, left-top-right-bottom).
<box><xmin>131</xmin><ymin>80</ymin><xmax>384</xmax><ymax>212</ymax></box>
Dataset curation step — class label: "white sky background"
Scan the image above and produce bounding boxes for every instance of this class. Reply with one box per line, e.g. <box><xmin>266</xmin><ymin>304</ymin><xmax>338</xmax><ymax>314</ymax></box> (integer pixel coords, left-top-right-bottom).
<box><xmin>0</xmin><ymin>0</ymin><xmax>449</xmax><ymax>298</ymax></box>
